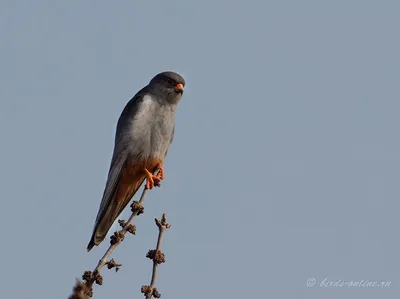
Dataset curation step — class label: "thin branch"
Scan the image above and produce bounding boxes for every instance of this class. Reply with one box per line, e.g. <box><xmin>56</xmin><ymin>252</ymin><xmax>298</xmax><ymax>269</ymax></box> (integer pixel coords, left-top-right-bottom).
<box><xmin>70</xmin><ymin>170</ymin><xmax>160</xmax><ymax>298</ymax></box>
<box><xmin>87</xmin><ymin>187</ymin><xmax>148</xmax><ymax>295</ymax></box>
<box><xmin>93</xmin><ymin>187</ymin><xmax>148</xmax><ymax>276</ymax></box>
<box><xmin>141</xmin><ymin>213</ymin><xmax>171</xmax><ymax>299</ymax></box>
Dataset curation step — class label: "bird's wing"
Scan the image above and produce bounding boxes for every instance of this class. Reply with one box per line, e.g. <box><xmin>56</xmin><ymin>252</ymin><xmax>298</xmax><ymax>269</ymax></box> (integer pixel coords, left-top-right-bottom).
<box><xmin>163</xmin><ymin>125</ymin><xmax>175</xmax><ymax>158</ymax></box>
<box><xmin>87</xmin><ymin>90</ymin><xmax>147</xmax><ymax>251</ymax></box>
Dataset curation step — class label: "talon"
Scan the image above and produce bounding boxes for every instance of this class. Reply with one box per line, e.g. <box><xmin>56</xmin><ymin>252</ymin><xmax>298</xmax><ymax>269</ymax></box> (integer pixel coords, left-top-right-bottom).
<box><xmin>144</xmin><ymin>168</ymin><xmax>162</xmax><ymax>190</ymax></box>
<box><xmin>157</xmin><ymin>162</ymin><xmax>165</xmax><ymax>180</ymax></box>
<box><xmin>145</xmin><ymin>178</ymin><xmax>153</xmax><ymax>190</ymax></box>
<box><xmin>153</xmin><ymin>179</ymin><xmax>161</xmax><ymax>187</ymax></box>
<box><xmin>152</xmin><ymin>175</ymin><xmax>161</xmax><ymax>187</ymax></box>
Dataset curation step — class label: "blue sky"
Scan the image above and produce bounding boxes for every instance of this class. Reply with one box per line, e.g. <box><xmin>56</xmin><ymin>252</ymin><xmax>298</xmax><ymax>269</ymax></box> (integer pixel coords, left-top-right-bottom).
<box><xmin>0</xmin><ymin>1</ymin><xmax>399</xmax><ymax>298</ymax></box>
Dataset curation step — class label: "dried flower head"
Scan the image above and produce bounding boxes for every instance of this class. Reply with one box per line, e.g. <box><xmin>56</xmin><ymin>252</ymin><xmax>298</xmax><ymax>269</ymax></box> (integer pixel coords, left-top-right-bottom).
<box><xmin>126</xmin><ymin>224</ymin><xmax>136</xmax><ymax>234</ymax></box>
<box><xmin>69</xmin><ymin>280</ymin><xmax>91</xmax><ymax>299</ymax></box>
<box><xmin>106</xmin><ymin>259</ymin><xmax>122</xmax><ymax>272</ymax></box>
<box><xmin>152</xmin><ymin>288</ymin><xmax>161</xmax><ymax>298</ymax></box>
<box><xmin>141</xmin><ymin>285</ymin><xmax>152</xmax><ymax>296</ymax></box>
<box><xmin>131</xmin><ymin>201</ymin><xmax>144</xmax><ymax>215</ymax></box>
<box><xmin>82</xmin><ymin>271</ymin><xmax>93</xmax><ymax>283</ymax></box>
<box><xmin>110</xmin><ymin>231</ymin><xmax>125</xmax><ymax>245</ymax></box>
<box><xmin>146</xmin><ymin>249</ymin><xmax>166</xmax><ymax>264</ymax></box>
<box><xmin>118</xmin><ymin>219</ymin><xmax>127</xmax><ymax>227</ymax></box>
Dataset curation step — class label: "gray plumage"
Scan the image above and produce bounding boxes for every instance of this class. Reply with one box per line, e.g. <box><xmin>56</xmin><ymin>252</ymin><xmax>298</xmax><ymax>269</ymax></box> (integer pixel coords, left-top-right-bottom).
<box><xmin>87</xmin><ymin>71</ymin><xmax>185</xmax><ymax>251</ymax></box>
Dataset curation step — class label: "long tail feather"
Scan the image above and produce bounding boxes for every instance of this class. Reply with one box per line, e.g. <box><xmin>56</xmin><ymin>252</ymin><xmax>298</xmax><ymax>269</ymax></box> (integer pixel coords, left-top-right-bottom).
<box><xmin>87</xmin><ymin>172</ymin><xmax>145</xmax><ymax>251</ymax></box>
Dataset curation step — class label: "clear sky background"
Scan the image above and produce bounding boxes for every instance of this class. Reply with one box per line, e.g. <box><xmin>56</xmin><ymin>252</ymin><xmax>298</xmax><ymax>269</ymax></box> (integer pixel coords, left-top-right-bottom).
<box><xmin>0</xmin><ymin>1</ymin><xmax>399</xmax><ymax>298</ymax></box>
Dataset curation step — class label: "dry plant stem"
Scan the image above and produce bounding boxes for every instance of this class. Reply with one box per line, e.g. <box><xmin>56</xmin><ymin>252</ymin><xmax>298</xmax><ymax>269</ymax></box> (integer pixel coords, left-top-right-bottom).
<box><xmin>95</xmin><ymin>188</ymin><xmax>147</xmax><ymax>275</ymax></box>
<box><xmin>149</xmin><ymin>227</ymin><xmax>165</xmax><ymax>293</ymax></box>
<box><xmin>84</xmin><ymin>187</ymin><xmax>147</xmax><ymax>293</ymax></box>
<box><xmin>86</xmin><ymin>169</ymin><xmax>160</xmax><ymax>291</ymax></box>
<box><xmin>86</xmin><ymin>169</ymin><xmax>159</xmax><ymax>296</ymax></box>
<box><xmin>145</xmin><ymin>215</ymin><xmax>169</xmax><ymax>299</ymax></box>
<box><xmin>70</xmin><ymin>169</ymin><xmax>161</xmax><ymax>298</ymax></box>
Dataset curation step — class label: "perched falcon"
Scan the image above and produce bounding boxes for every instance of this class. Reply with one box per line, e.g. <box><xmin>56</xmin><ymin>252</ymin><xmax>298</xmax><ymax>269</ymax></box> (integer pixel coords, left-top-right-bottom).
<box><xmin>87</xmin><ymin>71</ymin><xmax>185</xmax><ymax>251</ymax></box>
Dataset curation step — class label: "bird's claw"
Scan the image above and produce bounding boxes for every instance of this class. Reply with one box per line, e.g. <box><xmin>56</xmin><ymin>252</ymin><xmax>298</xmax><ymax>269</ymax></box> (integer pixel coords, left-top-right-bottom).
<box><xmin>157</xmin><ymin>163</ymin><xmax>165</xmax><ymax>180</ymax></box>
<box><xmin>145</xmin><ymin>175</ymin><xmax>161</xmax><ymax>189</ymax></box>
<box><xmin>144</xmin><ymin>168</ymin><xmax>163</xmax><ymax>190</ymax></box>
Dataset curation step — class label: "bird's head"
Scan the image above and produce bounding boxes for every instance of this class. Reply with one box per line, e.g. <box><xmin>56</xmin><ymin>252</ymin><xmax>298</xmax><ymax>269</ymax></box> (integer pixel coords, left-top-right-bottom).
<box><xmin>149</xmin><ymin>71</ymin><xmax>185</xmax><ymax>104</ymax></box>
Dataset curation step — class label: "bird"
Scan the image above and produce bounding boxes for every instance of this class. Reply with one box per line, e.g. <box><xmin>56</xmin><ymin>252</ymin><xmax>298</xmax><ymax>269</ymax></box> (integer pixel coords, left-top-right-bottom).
<box><xmin>87</xmin><ymin>71</ymin><xmax>185</xmax><ymax>252</ymax></box>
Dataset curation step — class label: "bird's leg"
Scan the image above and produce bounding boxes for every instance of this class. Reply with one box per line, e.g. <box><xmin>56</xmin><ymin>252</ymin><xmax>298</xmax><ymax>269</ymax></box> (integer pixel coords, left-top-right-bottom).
<box><xmin>157</xmin><ymin>162</ymin><xmax>165</xmax><ymax>180</ymax></box>
<box><xmin>144</xmin><ymin>168</ymin><xmax>161</xmax><ymax>189</ymax></box>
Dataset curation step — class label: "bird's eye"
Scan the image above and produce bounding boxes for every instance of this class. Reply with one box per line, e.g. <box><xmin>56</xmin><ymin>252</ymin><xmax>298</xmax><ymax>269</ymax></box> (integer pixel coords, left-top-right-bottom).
<box><xmin>167</xmin><ymin>79</ymin><xmax>174</xmax><ymax>85</ymax></box>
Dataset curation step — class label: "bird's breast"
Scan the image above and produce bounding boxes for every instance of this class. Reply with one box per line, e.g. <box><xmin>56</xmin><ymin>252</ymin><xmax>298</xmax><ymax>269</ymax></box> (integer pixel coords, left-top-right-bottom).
<box><xmin>128</xmin><ymin>96</ymin><xmax>176</xmax><ymax>160</ymax></box>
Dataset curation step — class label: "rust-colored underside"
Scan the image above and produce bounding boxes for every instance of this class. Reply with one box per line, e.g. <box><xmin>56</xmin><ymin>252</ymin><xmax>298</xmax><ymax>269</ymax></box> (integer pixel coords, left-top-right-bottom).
<box><xmin>115</xmin><ymin>157</ymin><xmax>163</xmax><ymax>202</ymax></box>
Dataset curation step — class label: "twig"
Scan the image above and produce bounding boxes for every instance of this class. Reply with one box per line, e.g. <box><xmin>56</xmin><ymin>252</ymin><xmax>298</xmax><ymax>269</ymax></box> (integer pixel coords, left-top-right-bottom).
<box><xmin>86</xmin><ymin>187</ymin><xmax>148</xmax><ymax>295</ymax></box>
<box><xmin>141</xmin><ymin>213</ymin><xmax>171</xmax><ymax>299</ymax></box>
<box><xmin>70</xmin><ymin>169</ymin><xmax>160</xmax><ymax>298</ymax></box>
<box><xmin>93</xmin><ymin>187</ymin><xmax>148</xmax><ymax>276</ymax></box>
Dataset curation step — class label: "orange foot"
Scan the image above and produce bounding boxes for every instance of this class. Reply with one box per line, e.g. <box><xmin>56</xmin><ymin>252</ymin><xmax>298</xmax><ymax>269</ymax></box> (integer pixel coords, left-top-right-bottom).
<box><xmin>157</xmin><ymin>162</ymin><xmax>165</xmax><ymax>180</ymax></box>
<box><xmin>144</xmin><ymin>168</ymin><xmax>162</xmax><ymax>190</ymax></box>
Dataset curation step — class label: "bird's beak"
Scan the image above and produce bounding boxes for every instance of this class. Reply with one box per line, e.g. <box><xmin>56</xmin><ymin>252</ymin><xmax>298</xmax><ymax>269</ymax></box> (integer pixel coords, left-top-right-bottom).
<box><xmin>175</xmin><ymin>83</ymin><xmax>184</xmax><ymax>94</ymax></box>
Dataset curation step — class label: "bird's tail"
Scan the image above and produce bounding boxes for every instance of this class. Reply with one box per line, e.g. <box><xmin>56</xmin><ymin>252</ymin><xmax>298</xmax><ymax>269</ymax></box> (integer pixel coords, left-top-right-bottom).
<box><xmin>87</xmin><ymin>234</ymin><xmax>97</xmax><ymax>252</ymax></box>
<box><xmin>87</xmin><ymin>175</ymin><xmax>145</xmax><ymax>252</ymax></box>
<box><xmin>87</xmin><ymin>200</ymin><xmax>120</xmax><ymax>252</ymax></box>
